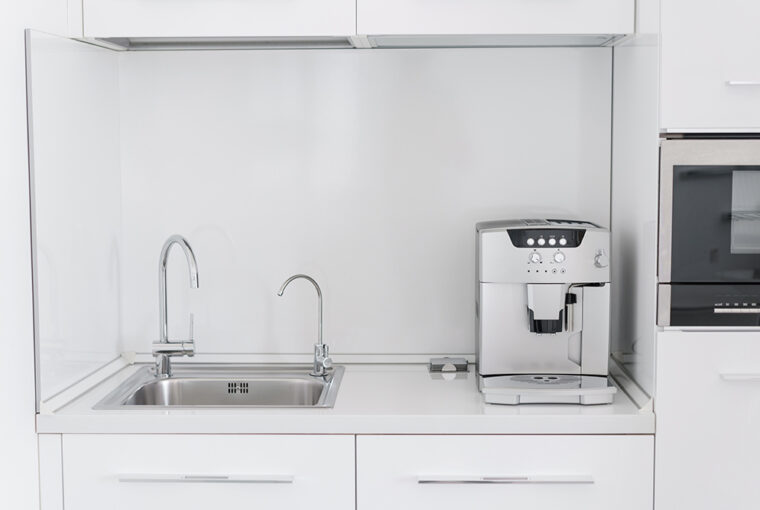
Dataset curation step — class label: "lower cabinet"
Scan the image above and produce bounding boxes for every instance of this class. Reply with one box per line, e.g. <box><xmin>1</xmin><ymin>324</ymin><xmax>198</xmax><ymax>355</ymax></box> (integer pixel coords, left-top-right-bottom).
<box><xmin>62</xmin><ymin>434</ymin><xmax>355</xmax><ymax>510</ymax></box>
<box><xmin>56</xmin><ymin>433</ymin><xmax>654</xmax><ymax>509</ymax></box>
<box><xmin>357</xmin><ymin>435</ymin><xmax>654</xmax><ymax>510</ymax></box>
<box><xmin>656</xmin><ymin>331</ymin><xmax>760</xmax><ymax>509</ymax></box>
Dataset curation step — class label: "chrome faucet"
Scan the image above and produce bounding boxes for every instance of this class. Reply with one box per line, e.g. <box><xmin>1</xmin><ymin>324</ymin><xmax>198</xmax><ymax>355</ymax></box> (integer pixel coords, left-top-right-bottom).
<box><xmin>152</xmin><ymin>235</ymin><xmax>199</xmax><ymax>378</ymax></box>
<box><xmin>277</xmin><ymin>274</ymin><xmax>332</xmax><ymax>377</ymax></box>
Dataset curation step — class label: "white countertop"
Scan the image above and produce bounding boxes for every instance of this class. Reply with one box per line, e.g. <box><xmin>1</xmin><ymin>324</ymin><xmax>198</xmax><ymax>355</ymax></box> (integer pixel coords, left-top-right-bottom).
<box><xmin>37</xmin><ymin>363</ymin><xmax>654</xmax><ymax>435</ymax></box>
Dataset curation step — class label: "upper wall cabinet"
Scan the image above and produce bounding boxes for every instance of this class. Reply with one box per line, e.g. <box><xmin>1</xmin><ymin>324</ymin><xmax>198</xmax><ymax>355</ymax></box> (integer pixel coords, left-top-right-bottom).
<box><xmin>357</xmin><ymin>0</ymin><xmax>634</xmax><ymax>37</ymax></box>
<box><xmin>81</xmin><ymin>0</ymin><xmax>356</xmax><ymax>38</ymax></box>
<box><xmin>661</xmin><ymin>0</ymin><xmax>760</xmax><ymax>131</ymax></box>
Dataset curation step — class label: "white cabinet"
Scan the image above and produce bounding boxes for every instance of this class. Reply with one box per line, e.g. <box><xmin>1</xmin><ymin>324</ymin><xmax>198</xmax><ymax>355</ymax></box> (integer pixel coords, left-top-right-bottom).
<box><xmin>661</xmin><ymin>0</ymin><xmax>760</xmax><ymax>131</ymax></box>
<box><xmin>357</xmin><ymin>435</ymin><xmax>653</xmax><ymax>510</ymax></box>
<box><xmin>62</xmin><ymin>434</ymin><xmax>355</xmax><ymax>510</ymax></box>
<box><xmin>357</xmin><ymin>0</ymin><xmax>634</xmax><ymax>36</ymax></box>
<box><xmin>656</xmin><ymin>331</ymin><xmax>760</xmax><ymax>509</ymax></box>
<box><xmin>82</xmin><ymin>0</ymin><xmax>356</xmax><ymax>38</ymax></box>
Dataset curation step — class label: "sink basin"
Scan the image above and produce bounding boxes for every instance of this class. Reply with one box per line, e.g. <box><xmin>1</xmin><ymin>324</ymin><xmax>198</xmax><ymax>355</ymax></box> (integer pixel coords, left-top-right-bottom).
<box><xmin>94</xmin><ymin>364</ymin><xmax>344</xmax><ymax>409</ymax></box>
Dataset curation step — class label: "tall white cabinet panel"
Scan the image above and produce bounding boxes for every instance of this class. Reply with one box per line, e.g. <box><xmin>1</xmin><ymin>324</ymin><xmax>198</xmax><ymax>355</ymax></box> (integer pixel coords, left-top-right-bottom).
<box><xmin>357</xmin><ymin>0</ymin><xmax>634</xmax><ymax>36</ymax></box>
<box><xmin>62</xmin><ymin>434</ymin><xmax>355</xmax><ymax>510</ymax></box>
<box><xmin>661</xmin><ymin>0</ymin><xmax>760</xmax><ymax>131</ymax></box>
<box><xmin>357</xmin><ymin>435</ymin><xmax>653</xmax><ymax>510</ymax></box>
<box><xmin>82</xmin><ymin>0</ymin><xmax>356</xmax><ymax>38</ymax></box>
<box><xmin>656</xmin><ymin>331</ymin><xmax>760</xmax><ymax>509</ymax></box>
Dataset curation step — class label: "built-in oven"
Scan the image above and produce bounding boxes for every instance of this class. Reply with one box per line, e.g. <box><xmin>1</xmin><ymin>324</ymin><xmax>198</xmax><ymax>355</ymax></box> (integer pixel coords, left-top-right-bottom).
<box><xmin>659</xmin><ymin>139</ymin><xmax>760</xmax><ymax>326</ymax></box>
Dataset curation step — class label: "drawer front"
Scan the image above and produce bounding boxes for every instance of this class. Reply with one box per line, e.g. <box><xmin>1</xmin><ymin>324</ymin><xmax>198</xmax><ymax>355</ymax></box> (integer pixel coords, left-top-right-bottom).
<box><xmin>83</xmin><ymin>0</ymin><xmax>356</xmax><ymax>38</ymax></box>
<box><xmin>357</xmin><ymin>0</ymin><xmax>634</xmax><ymax>36</ymax></box>
<box><xmin>661</xmin><ymin>0</ymin><xmax>760</xmax><ymax>130</ymax></box>
<box><xmin>656</xmin><ymin>331</ymin><xmax>760</xmax><ymax>509</ymax></box>
<box><xmin>63</xmin><ymin>434</ymin><xmax>354</xmax><ymax>510</ymax></box>
<box><xmin>357</xmin><ymin>435</ymin><xmax>653</xmax><ymax>510</ymax></box>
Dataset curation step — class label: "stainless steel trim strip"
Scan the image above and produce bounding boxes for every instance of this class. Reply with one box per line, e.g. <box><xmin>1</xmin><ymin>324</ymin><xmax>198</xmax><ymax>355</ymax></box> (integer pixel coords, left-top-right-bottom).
<box><xmin>657</xmin><ymin>284</ymin><xmax>671</xmax><ymax>326</ymax></box>
<box><xmin>118</xmin><ymin>474</ymin><xmax>294</xmax><ymax>484</ymax></box>
<box><xmin>417</xmin><ymin>475</ymin><xmax>594</xmax><ymax>485</ymax></box>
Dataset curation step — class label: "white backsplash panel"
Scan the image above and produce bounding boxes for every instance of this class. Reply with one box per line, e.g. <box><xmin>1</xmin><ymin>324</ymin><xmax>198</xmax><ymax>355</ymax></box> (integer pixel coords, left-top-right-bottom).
<box><xmin>118</xmin><ymin>48</ymin><xmax>612</xmax><ymax>356</ymax></box>
<box><xmin>28</xmin><ymin>32</ymin><xmax>122</xmax><ymax>401</ymax></box>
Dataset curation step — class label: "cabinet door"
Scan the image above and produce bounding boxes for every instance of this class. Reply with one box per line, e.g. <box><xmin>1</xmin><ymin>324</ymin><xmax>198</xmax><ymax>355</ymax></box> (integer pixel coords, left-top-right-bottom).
<box><xmin>62</xmin><ymin>434</ymin><xmax>354</xmax><ymax>510</ymax></box>
<box><xmin>656</xmin><ymin>331</ymin><xmax>760</xmax><ymax>509</ymax></box>
<box><xmin>661</xmin><ymin>0</ymin><xmax>760</xmax><ymax>131</ymax></box>
<box><xmin>82</xmin><ymin>0</ymin><xmax>356</xmax><ymax>38</ymax></box>
<box><xmin>357</xmin><ymin>435</ymin><xmax>653</xmax><ymax>510</ymax></box>
<box><xmin>357</xmin><ymin>0</ymin><xmax>634</xmax><ymax>36</ymax></box>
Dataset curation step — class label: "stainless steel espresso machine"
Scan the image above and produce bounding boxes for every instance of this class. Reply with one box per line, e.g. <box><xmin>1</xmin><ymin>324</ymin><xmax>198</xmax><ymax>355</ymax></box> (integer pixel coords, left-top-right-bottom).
<box><xmin>476</xmin><ymin>219</ymin><xmax>617</xmax><ymax>405</ymax></box>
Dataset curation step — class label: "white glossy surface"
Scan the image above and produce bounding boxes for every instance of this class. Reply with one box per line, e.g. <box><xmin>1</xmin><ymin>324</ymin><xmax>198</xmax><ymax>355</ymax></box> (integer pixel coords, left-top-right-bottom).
<box><xmin>38</xmin><ymin>364</ymin><xmax>654</xmax><ymax>434</ymax></box>
<box><xmin>83</xmin><ymin>0</ymin><xmax>355</xmax><ymax>38</ymax></box>
<box><xmin>656</xmin><ymin>331</ymin><xmax>760</xmax><ymax>509</ymax></box>
<box><xmin>609</xmin><ymin>0</ymin><xmax>660</xmax><ymax>399</ymax></box>
<box><xmin>1</xmin><ymin>6</ymin><xmax>69</xmax><ymax>509</ymax></box>
<box><xmin>27</xmin><ymin>31</ymin><xmax>123</xmax><ymax>402</ymax></box>
<box><xmin>358</xmin><ymin>435</ymin><xmax>653</xmax><ymax>510</ymax></box>
<box><xmin>661</xmin><ymin>0</ymin><xmax>760</xmax><ymax>131</ymax></box>
<box><xmin>117</xmin><ymin>48</ymin><xmax>613</xmax><ymax>357</ymax></box>
<box><xmin>357</xmin><ymin>0</ymin><xmax>633</xmax><ymax>35</ymax></box>
<box><xmin>63</xmin><ymin>434</ymin><xmax>355</xmax><ymax>510</ymax></box>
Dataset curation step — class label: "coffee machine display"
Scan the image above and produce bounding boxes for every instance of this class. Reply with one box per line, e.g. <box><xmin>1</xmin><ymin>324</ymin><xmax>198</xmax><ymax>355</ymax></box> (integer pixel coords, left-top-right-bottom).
<box><xmin>476</xmin><ymin>219</ymin><xmax>617</xmax><ymax>405</ymax></box>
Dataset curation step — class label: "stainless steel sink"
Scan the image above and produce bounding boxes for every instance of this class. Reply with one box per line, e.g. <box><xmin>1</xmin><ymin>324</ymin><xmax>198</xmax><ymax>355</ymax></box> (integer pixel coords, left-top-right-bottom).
<box><xmin>94</xmin><ymin>364</ymin><xmax>344</xmax><ymax>409</ymax></box>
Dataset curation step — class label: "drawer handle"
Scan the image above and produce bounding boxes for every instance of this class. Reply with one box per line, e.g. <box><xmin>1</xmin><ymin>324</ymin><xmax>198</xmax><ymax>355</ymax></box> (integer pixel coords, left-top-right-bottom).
<box><xmin>720</xmin><ymin>373</ymin><xmax>760</xmax><ymax>381</ymax></box>
<box><xmin>726</xmin><ymin>81</ymin><xmax>760</xmax><ymax>86</ymax></box>
<box><xmin>417</xmin><ymin>475</ymin><xmax>594</xmax><ymax>485</ymax></box>
<box><xmin>118</xmin><ymin>474</ymin><xmax>294</xmax><ymax>484</ymax></box>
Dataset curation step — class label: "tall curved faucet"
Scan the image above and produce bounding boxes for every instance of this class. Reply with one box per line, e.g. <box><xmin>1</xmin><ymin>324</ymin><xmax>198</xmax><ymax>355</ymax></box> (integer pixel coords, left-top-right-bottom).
<box><xmin>153</xmin><ymin>235</ymin><xmax>199</xmax><ymax>378</ymax></box>
<box><xmin>277</xmin><ymin>274</ymin><xmax>332</xmax><ymax>377</ymax></box>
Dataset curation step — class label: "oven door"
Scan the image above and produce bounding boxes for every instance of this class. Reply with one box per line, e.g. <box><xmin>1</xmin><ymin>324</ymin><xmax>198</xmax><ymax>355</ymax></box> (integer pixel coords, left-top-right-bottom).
<box><xmin>660</xmin><ymin>139</ymin><xmax>760</xmax><ymax>283</ymax></box>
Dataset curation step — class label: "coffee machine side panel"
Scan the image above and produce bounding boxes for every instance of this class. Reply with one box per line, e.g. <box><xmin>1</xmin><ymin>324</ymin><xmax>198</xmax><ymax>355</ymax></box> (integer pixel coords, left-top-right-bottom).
<box><xmin>580</xmin><ymin>284</ymin><xmax>611</xmax><ymax>376</ymax></box>
<box><xmin>478</xmin><ymin>283</ymin><xmax>582</xmax><ymax>376</ymax></box>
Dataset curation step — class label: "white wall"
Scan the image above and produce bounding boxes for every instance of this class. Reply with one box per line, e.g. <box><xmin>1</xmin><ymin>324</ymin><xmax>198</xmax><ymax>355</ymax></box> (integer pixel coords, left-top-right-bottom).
<box><xmin>0</xmin><ymin>4</ymin><xmax>69</xmax><ymax>509</ymax></box>
<box><xmin>28</xmin><ymin>32</ymin><xmax>122</xmax><ymax>402</ymax></box>
<box><xmin>117</xmin><ymin>48</ymin><xmax>613</xmax><ymax>356</ymax></box>
<box><xmin>610</xmin><ymin>0</ymin><xmax>661</xmax><ymax>398</ymax></box>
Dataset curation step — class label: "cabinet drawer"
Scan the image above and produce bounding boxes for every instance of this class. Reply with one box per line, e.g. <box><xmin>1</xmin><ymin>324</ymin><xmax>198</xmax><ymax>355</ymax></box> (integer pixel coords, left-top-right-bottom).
<box><xmin>661</xmin><ymin>0</ymin><xmax>760</xmax><ymax>130</ymax></box>
<box><xmin>357</xmin><ymin>435</ymin><xmax>652</xmax><ymax>510</ymax></box>
<box><xmin>357</xmin><ymin>0</ymin><xmax>634</xmax><ymax>36</ymax></box>
<box><xmin>82</xmin><ymin>0</ymin><xmax>356</xmax><ymax>38</ymax></box>
<box><xmin>62</xmin><ymin>434</ymin><xmax>354</xmax><ymax>510</ymax></box>
<box><xmin>656</xmin><ymin>331</ymin><xmax>760</xmax><ymax>509</ymax></box>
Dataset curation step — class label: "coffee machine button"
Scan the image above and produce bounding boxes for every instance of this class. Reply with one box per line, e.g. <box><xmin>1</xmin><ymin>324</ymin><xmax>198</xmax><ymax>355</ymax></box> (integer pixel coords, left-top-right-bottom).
<box><xmin>559</xmin><ymin>237</ymin><xmax>567</xmax><ymax>246</ymax></box>
<box><xmin>548</xmin><ymin>238</ymin><xmax>557</xmax><ymax>246</ymax></box>
<box><xmin>529</xmin><ymin>252</ymin><xmax>542</xmax><ymax>264</ymax></box>
<box><xmin>553</xmin><ymin>251</ymin><xmax>566</xmax><ymax>263</ymax></box>
<box><xmin>537</xmin><ymin>238</ymin><xmax>546</xmax><ymax>246</ymax></box>
<box><xmin>526</xmin><ymin>238</ymin><xmax>535</xmax><ymax>246</ymax></box>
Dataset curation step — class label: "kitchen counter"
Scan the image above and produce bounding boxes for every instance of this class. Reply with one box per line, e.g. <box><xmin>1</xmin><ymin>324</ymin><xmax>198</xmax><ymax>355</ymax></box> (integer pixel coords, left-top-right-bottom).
<box><xmin>36</xmin><ymin>363</ymin><xmax>654</xmax><ymax>434</ymax></box>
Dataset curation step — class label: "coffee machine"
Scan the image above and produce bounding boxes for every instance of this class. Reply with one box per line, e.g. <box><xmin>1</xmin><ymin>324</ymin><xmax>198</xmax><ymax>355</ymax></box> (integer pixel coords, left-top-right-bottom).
<box><xmin>476</xmin><ymin>219</ymin><xmax>616</xmax><ymax>405</ymax></box>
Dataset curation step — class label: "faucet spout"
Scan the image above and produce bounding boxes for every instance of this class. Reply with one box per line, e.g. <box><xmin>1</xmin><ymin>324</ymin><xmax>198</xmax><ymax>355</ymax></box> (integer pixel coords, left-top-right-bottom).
<box><xmin>156</xmin><ymin>235</ymin><xmax>199</xmax><ymax>377</ymax></box>
<box><xmin>277</xmin><ymin>274</ymin><xmax>331</xmax><ymax>376</ymax></box>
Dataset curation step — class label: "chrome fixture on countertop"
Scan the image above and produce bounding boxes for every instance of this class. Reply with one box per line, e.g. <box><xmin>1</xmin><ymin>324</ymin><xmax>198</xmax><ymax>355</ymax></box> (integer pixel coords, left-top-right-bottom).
<box><xmin>277</xmin><ymin>274</ymin><xmax>332</xmax><ymax>377</ymax></box>
<box><xmin>153</xmin><ymin>235</ymin><xmax>199</xmax><ymax>378</ymax></box>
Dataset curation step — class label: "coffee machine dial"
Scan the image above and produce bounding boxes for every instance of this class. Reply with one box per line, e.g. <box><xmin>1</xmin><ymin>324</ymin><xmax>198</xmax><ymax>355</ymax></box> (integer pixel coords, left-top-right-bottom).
<box><xmin>529</xmin><ymin>252</ymin><xmax>542</xmax><ymax>264</ymax></box>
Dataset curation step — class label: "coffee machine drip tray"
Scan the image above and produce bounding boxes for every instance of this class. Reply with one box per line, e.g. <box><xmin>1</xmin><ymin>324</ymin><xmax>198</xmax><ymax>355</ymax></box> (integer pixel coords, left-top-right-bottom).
<box><xmin>479</xmin><ymin>375</ymin><xmax>617</xmax><ymax>405</ymax></box>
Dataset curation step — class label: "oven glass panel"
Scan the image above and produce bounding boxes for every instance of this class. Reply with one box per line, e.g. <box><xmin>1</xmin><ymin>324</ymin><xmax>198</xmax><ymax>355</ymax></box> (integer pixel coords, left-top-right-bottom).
<box><xmin>731</xmin><ymin>171</ymin><xmax>760</xmax><ymax>254</ymax></box>
<box><xmin>672</xmin><ymin>165</ymin><xmax>760</xmax><ymax>282</ymax></box>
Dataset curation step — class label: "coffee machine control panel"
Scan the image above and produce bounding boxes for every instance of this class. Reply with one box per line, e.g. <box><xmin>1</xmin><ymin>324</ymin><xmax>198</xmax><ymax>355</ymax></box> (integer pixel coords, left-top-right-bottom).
<box><xmin>477</xmin><ymin>219</ymin><xmax>610</xmax><ymax>284</ymax></box>
<box><xmin>507</xmin><ymin>228</ymin><xmax>586</xmax><ymax>249</ymax></box>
